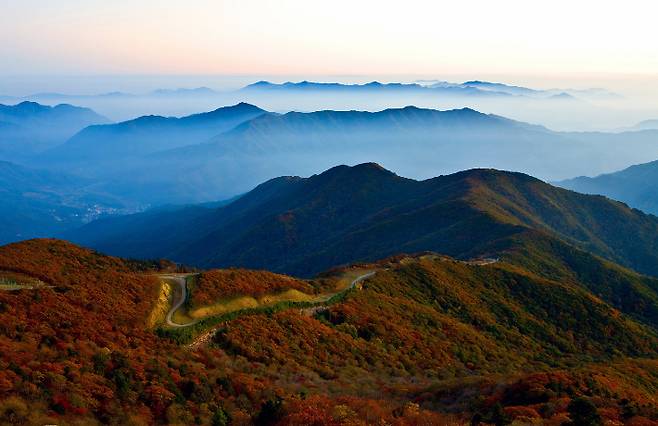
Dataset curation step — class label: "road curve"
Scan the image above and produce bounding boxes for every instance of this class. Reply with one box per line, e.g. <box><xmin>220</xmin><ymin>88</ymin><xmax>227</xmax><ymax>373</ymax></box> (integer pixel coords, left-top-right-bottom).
<box><xmin>164</xmin><ymin>269</ymin><xmax>377</xmax><ymax>332</ymax></box>
<box><xmin>188</xmin><ymin>270</ymin><xmax>378</xmax><ymax>350</ymax></box>
<box><xmin>348</xmin><ymin>271</ymin><xmax>376</xmax><ymax>289</ymax></box>
<box><xmin>161</xmin><ymin>274</ymin><xmax>197</xmax><ymax>327</ymax></box>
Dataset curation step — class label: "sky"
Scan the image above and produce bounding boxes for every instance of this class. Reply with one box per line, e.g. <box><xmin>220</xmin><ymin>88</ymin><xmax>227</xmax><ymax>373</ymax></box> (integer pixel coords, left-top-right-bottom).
<box><xmin>1</xmin><ymin>0</ymin><xmax>657</xmax><ymax>80</ymax></box>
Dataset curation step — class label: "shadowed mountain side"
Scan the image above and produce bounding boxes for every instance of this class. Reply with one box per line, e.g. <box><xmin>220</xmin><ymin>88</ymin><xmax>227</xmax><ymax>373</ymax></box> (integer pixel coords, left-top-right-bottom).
<box><xmin>113</xmin><ymin>107</ymin><xmax>658</xmax><ymax>204</ymax></box>
<box><xmin>43</xmin><ymin>102</ymin><xmax>266</xmax><ymax>164</ymax></box>
<box><xmin>65</xmin><ymin>163</ymin><xmax>658</xmax><ymax>279</ymax></box>
<box><xmin>0</xmin><ymin>161</ymin><xmax>129</xmax><ymax>244</ymax></box>
<box><xmin>0</xmin><ymin>101</ymin><xmax>109</xmax><ymax>159</ymax></box>
<box><xmin>162</xmin><ymin>106</ymin><xmax>551</xmax><ymax>156</ymax></box>
<box><xmin>558</xmin><ymin>158</ymin><xmax>658</xmax><ymax>216</ymax></box>
<box><xmin>32</xmin><ymin>105</ymin><xmax>658</xmax><ymax>206</ymax></box>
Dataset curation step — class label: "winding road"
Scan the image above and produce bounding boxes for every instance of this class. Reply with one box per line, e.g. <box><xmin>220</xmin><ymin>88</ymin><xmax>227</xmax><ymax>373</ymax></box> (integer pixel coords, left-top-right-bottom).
<box><xmin>186</xmin><ymin>270</ymin><xmax>378</xmax><ymax>350</ymax></box>
<box><xmin>348</xmin><ymin>271</ymin><xmax>376</xmax><ymax>289</ymax></box>
<box><xmin>161</xmin><ymin>274</ymin><xmax>198</xmax><ymax>327</ymax></box>
<box><xmin>163</xmin><ymin>270</ymin><xmax>378</xmax><ymax>329</ymax></box>
<box><xmin>161</xmin><ymin>257</ymin><xmax>496</xmax><ymax>330</ymax></box>
<box><xmin>162</xmin><ymin>253</ymin><xmax>500</xmax><ymax>327</ymax></box>
<box><xmin>162</xmin><ymin>256</ymin><xmax>500</xmax><ymax>349</ymax></box>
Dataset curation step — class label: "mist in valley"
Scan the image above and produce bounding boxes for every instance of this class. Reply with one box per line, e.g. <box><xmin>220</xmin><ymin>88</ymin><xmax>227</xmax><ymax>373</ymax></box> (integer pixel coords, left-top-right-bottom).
<box><xmin>3</xmin><ymin>74</ymin><xmax>658</xmax><ymax>243</ymax></box>
<box><xmin>3</xmin><ymin>74</ymin><xmax>658</xmax><ymax>131</ymax></box>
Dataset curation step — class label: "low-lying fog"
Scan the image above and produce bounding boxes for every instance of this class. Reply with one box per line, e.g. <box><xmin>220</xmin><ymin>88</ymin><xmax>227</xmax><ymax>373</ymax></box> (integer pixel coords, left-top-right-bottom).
<box><xmin>2</xmin><ymin>74</ymin><xmax>658</xmax><ymax>131</ymax></box>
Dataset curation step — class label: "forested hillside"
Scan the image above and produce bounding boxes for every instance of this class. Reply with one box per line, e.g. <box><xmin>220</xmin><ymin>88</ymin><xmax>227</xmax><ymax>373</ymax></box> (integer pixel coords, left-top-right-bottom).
<box><xmin>0</xmin><ymin>239</ymin><xmax>656</xmax><ymax>424</ymax></box>
<box><xmin>68</xmin><ymin>163</ymin><xmax>658</xmax><ymax>278</ymax></box>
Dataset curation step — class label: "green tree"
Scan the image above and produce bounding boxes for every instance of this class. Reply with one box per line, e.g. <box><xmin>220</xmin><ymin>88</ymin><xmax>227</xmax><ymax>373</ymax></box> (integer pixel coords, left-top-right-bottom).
<box><xmin>211</xmin><ymin>406</ymin><xmax>230</xmax><ymax>426</ymax></box>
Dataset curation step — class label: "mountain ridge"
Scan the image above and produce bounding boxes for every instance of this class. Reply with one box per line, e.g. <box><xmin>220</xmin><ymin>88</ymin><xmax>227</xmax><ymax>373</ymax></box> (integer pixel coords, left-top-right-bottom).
<box><xmin>35</xmin><ymin>103</ymin><xmax>658</xmax><ymax>207</ymax></box>
<box><xmin>65</xmin><ymin>163</ymin><xmax>658</xmax><ymax>279</ymax></box>
<box><xmin>558</xmin><ymin>158</ymin><xmax>658</xmax><ymax>215</ymax></box>
<box><xmin>45</xmin><ymin>102</ymin><xmax>266</xmax><ymax>163</ymax></box>
<box><xmin>0</xmin><ymin>101</ymin><xmax>110</xmax><ymax>158</ymax></box>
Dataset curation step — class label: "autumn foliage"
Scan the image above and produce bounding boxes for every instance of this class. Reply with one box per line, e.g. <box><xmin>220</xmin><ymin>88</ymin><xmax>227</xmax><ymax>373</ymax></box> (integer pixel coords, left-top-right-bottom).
<box><xmin>191</xmin><ymin>269</ymin><xmax>314</xmax><ymax>306</ymax></box>
<box><xmin>0</xmin><ymin>239</ymin><xmax>656</xmax><ymax>424</ymax></box>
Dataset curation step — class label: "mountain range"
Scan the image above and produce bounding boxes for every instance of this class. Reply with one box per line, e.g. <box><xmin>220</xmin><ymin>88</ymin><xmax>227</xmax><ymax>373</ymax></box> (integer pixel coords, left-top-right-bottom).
<box><xmin>243</xmin><ymin>80</ymin><xmax>515</xmax><ymax>98</ymax></box>
<box><xmin>0</xmin><ymin>101</ymin><xmax>109</xmax><ymax>159</ymax></box>
<box><xmin>242</xmin><ymin>80</ymin><xmax>616</xmax><ymax>101</ymax></box>
<box><xmin>4</xmin><ymin>101</ymin><xmax>658</xmax><ymax>244</ymax></box>
<box><xmin>3</xmin><ymin>73</ymin><xmax>658</xmax><ymax>424</ymax></box>
<box><xmin>3</xmin><ymin>79</ymin><xmax>609</xmax><ymax>103</ymax></box>
<box><xmin>37</xmin><ymin>103</ymin><xmax>658</xmax><ymax>207</ymax></box>
<box><xmin>0</xmin><ymin>78</ymin><xmax>628</xmax><ymax>129</ymax></box>
<box><xmin>558</xmin><ymin>158</ymin><xmax>658</xmax><ymax>215</ymax></box>
<box><xmin>45</xmin><ymin>102</ymin><xmax>265</xmax><ymax>164</ymax></box>
<box><xmin>66</xmin><ymin>163</ymin><xmax>658</xmax><ymax>279</ymax></box>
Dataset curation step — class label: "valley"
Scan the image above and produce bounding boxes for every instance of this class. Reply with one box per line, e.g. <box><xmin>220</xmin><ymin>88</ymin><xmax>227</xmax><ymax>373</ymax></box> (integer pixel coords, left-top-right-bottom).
<box><xmin>3</xmin><ymin>98</ymin><xmax>658</xmax><ymax>424</ymax></box>
<box><xmin>5</xmin><ymin>99</ymin><xmax>658</xmax><ymax>248</ymax></box>
<box><xmin>5</xmin><ymin>3</ymin><xmax>658</xmax><ymax>425</ymax></box>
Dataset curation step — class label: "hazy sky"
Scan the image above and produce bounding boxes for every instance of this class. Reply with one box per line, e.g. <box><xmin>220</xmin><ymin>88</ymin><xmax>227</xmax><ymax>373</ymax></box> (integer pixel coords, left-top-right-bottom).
<box><xmin>1</xmin><ymin>0</ymin><xmax>657</xmax><ymax>79</ymax></box>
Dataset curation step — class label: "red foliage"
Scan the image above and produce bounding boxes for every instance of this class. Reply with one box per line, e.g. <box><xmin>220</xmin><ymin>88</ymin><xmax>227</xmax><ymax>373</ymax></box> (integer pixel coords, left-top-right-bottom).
<box><xmin>504</xmin><ymin>405</ymin><xmax>541</xmax><ymax>421</ymax></box>
<box><xmin>192</xmin><ymin>268</ymin><xmax>314</xmax><ymax>305</ymax></box>
<box><xmin>0</xmin><ymin>239</ymin><xmax>656</xmax><ymax>424</ymax></box>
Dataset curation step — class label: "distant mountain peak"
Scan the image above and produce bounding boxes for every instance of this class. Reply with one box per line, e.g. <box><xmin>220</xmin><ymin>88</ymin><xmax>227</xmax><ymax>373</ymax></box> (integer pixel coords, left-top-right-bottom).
<box><xmin>232</xmin><ymin>102</ymin><xmax>264</xmax><ymax>111</ymax></box>
<box><xmin>331</xmin><ymin>162</ymin><xmax>390</xmax><ymax>173</ymax></box>
<box><xmin>549</xmin><ymin>92</ymin><xmax>577</xmax><ymax>100</ymax></box>
<box><xmin>398</xmin><ymin>105</ymin><xmax>422</xmax><ymax>111</ymax></box>
<box><xmin>454</xmin><ymin>106</ymin><xmax>481</xmax><ymax>114</ymax></box>
<box><xmin>68</xmin><ymin>162</ymin><xmax>658</xmax><ymax>283</ymax></box>
<box><xmin>12</xmin><ymin>100</ymin><xmax>49</xmax><ymax>112</ymax></box>
<box><xmin>248</xmin><ymin>80</ymin><xmax>273</xmax><ymax>87</ymax></box>
<box><xmin>352</xmin><ymin>162</ymin><xmax>390</xmax><ymax>172</ymax></box>
<box><xmin>312</xmin><ymin>162</ymin><xmax>399</xmax><ymax>184</ymax></box>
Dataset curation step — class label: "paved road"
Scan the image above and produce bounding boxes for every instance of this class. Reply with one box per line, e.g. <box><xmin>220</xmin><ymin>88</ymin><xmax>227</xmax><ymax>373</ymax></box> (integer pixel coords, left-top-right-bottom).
<box><xmin>160</xmin><ymin>274</ymin><xmax>197</xmax><ymax>327</ymax></box>
<box><xmin>165</xmin><ymin>260</ymin><xmax>492</xmax><ymax>332</ymax></box>
<box><xmin>464</xmin><ymin>257</ymin><xmax>500</xmax><ymax>266</ymax></box>
<box><xmin>349</xmin><ymin>271</ymin><xmax>376</xmax><ymax>289</ymax></box>
<box><xmin>187</xmin><ymin>270</ymin><xmax>378</xmax><ymax>349</ymax></box>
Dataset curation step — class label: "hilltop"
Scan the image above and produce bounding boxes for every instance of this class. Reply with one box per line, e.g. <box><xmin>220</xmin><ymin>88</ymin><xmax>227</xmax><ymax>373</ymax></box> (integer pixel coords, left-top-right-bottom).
<box><xmin>46</xmin><ymin>102</ymin><xmax>265</xmax><ymax>163</ymax></box>
<box><xmin>68</xmin><ymin>163</ymin><xmax>658</xmax><ymax>278</ymax></box>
